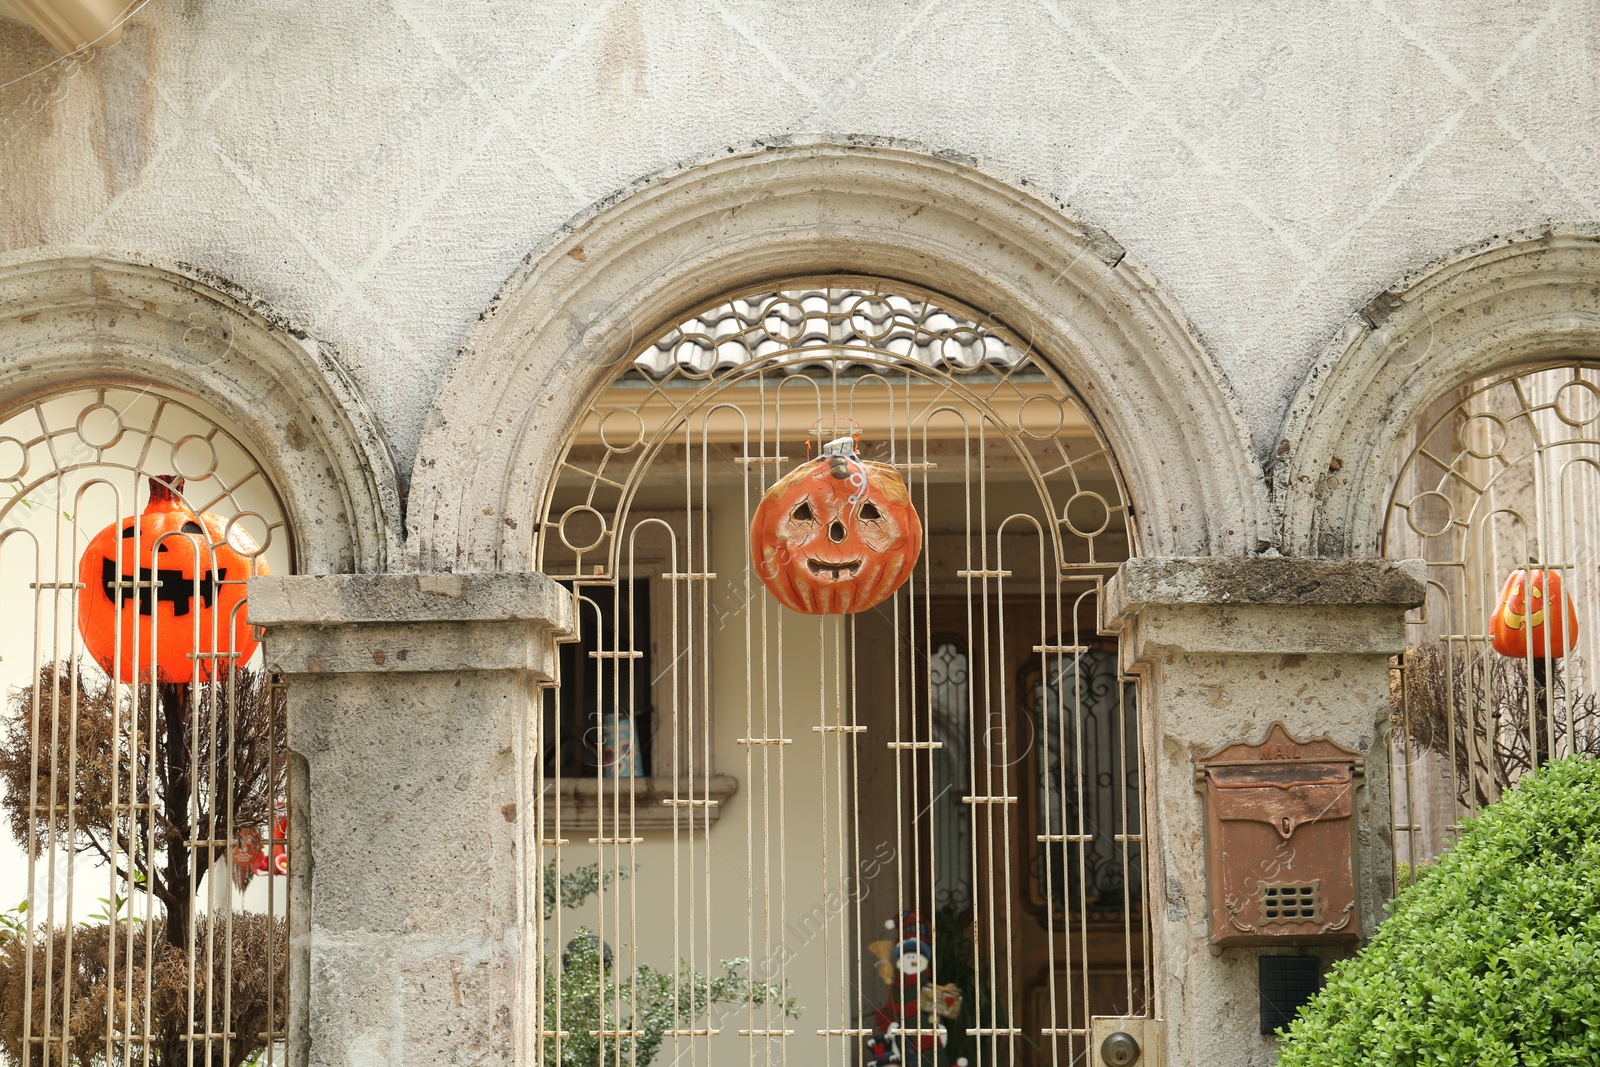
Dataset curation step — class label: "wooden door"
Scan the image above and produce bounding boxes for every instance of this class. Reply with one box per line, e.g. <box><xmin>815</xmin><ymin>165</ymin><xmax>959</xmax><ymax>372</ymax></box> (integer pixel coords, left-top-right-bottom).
<box><xmin>854</xmin><ymin>597</ymin><xmax>1146</xmax><ymax>1066</ymax></box>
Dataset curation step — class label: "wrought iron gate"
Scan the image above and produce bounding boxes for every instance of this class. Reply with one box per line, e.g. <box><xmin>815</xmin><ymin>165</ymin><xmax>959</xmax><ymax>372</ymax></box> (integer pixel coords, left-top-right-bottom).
<box><xmin>533</xmin><ymin>282</ymin><xmax>1150</xmax><ymax>1066</ymax></box>
<box><xmin>1385</xmin><ymin>363</ymin><xmax>1600</xmax><ymax>876</ymax></box>
<box><xmin>0</xmin><ymin>384</ymin><xmax>291</xmax><ymax>1067</ymax></box>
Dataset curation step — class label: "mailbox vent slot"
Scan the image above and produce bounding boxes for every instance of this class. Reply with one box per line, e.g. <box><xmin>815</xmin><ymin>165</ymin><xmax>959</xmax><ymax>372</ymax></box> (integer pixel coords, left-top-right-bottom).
<box><xmin>1260</xmin><ymin>882</ymin><xmax>1320</xmax><ymax>923</ymax></box>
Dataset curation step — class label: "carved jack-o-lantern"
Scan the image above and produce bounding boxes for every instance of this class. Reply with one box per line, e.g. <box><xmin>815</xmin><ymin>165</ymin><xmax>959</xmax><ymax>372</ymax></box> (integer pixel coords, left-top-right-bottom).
<box><xmin>1490</xmin><ymin>568</ymin><xmax>1579</xmax><ymax>660</ymax></box>
<box><xmin>76</xmin><ymin>477</ymin><xmax>267</xmax><ymax>683</ymax></box>
<box><xmin>750</xmin><ymin>438</ymin><xmax>922</xmax><ymax>614</ymax></box>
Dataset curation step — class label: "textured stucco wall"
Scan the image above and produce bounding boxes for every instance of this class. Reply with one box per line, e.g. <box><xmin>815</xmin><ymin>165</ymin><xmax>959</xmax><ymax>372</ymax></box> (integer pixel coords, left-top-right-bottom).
<box><xmin>1</xmin><ymin>0</ymin><xmax>1594</xmax><ymax>480</ymax></box>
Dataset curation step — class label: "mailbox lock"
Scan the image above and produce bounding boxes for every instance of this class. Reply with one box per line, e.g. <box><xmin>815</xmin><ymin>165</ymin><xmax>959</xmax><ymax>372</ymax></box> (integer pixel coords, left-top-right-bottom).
<box><xmin>1100</xmin><ymin>1031</ymin><xmax>1141</xmax><ymax>1066</ymax></box>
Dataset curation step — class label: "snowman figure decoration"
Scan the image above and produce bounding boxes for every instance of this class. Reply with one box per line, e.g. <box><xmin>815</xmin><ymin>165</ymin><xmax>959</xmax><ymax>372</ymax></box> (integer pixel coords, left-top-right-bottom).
<box><xmin>866</xmin><ymin>910</ymin><xmax>965</xmax><ymax>1066</ymax></box>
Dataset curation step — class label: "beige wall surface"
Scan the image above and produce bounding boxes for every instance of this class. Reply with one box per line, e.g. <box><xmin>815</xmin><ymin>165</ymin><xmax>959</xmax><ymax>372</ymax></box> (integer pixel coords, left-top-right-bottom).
<box><xmin>0</xmin><ymin>1</ymin><xmax>1594</xmax><ymax>476</ymax></box>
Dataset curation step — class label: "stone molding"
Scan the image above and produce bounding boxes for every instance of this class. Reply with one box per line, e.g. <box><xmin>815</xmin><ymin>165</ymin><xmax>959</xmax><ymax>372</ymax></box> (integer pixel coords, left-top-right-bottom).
<box><xmin>408</xmin><ymin>138</ymin><xmax>1267</xmax><ymax>571</ymax></box>
<box><xmin>541</xmin><ymin>774</ymin><xmax>740</xmax><ymax>832</ymax></box>
<box><xmin>1108</xmin><ymin>556</ymin><xmax>1426</xmax><ymax>611</ymax></box>
<box><xmin>1276</xmin><ymin>226</ymin><xmax>1600</xmax><ymax>557</ymax></box>
<box><xmin>0</xmin><ymin>249</ymin><xmax>404</xmax><ymax>573</ymax></box>
<box><xmin>249</xmin><ymin>572</ymin><xmax>573</xmax><ymax>675</ymax></box>
<box><xmin>1106</xmin><ymin>556</ymin><xmax>1426</xmax><ymax>658</ymax></box>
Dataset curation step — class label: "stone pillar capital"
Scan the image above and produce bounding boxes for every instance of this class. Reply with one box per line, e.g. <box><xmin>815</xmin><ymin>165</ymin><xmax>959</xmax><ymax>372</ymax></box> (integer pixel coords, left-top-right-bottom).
<box><xmin>1106</xmin><ymin>556</ymin><xmax>1426</xmax><ymax>659</ymax></box>
<box><xmin>249</xmin><ymin>571</ymin><xmax>573</xmax><ymax>676</ymax></box>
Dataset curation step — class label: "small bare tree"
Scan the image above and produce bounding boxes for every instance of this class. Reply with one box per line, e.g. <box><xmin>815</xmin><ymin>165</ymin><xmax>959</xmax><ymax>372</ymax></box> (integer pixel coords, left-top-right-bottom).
<box><xmin>1392</xmin><ymin>642</ymin><xmax>1600</xmax><ymax>808</ymax></box>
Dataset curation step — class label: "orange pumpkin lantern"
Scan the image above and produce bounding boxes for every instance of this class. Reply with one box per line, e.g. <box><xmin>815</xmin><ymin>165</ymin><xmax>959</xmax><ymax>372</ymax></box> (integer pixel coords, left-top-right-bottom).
<box><xmin>1490</xmin><ymin>568</ymin><xmax>1579</xmax><ymax>660</ymax></box>
<box><xmin>750</xmin><ymin>438</ymin><xmax>922</xmax><ymax>614</ymax></box>
<box><xmin>76</xmin><ymin>477</ymin><xmax>267</xmax><ymax>683</ymax></box>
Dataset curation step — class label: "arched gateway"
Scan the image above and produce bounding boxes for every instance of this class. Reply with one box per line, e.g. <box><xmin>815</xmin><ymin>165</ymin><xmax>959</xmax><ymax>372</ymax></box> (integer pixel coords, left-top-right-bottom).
<box><xmin>532</xmin><ymin>280</ymin><xmax>1146</xmax><ymax>1065</ymax></box>
<box><xmin>0</xmin><ymin>253</ymin><xmax>402</xmax><ymax>1067</ymax></box>
<box><xmin>245</xmin><ymin>144</ymin><xmax>1331</xmax><ymax>1067</ymax></box>
<box><xmin>401</xmin><ymin>143</ymin><xmax>1268</xmax><ymax>1066</ymax></box>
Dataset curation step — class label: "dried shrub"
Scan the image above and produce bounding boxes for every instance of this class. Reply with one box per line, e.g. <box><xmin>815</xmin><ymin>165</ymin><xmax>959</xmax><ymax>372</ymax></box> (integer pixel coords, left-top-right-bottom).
<box><xmin>0</xmin><ymin>665</ymin><xmax>288</xmax><ymax>1066</ymax></box>
<box><xmin>0</xmin><ymin>665</ymin><xmax>285</xmax><ymax>934</ymax></box>
<box><xmin>0</xmin><ymin>913</ymin><xmax>286</xmax><ymax>1067</ymax></box>
<box><xmin>1391</xmin><ymin>643</ymin><xmax>1600</xmax><ymax>808</ymax></box>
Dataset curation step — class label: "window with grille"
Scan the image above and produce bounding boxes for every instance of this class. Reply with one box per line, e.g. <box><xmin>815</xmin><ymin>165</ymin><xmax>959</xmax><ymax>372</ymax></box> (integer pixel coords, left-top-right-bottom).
<box><xmin>1028</xmin><ymin>647</ymin><xmax>1142</xmax><ymax>922</ymax></box>
<box><xmin>544</xmin><ymin>579</ymin><xmax>654</xmax><ymax>778</ymax></box>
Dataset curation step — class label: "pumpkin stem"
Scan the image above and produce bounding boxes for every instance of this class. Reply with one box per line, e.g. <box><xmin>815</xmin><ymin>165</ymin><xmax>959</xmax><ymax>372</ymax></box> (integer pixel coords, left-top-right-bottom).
<box><xmin>820</xmin><ymin>435</ymin><xmax>858</xmax><ymax>458</ymax></box>
<box><xmin>147</xmin><ymin>475</ymin><xmax>185</xmax><ymax>507</ymax></box>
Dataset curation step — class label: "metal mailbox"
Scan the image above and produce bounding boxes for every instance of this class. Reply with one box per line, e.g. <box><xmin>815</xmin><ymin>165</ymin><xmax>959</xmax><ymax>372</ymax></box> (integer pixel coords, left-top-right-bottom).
<box><xmin>1195</xmin><ymin>722</ymin><xmax>1362</xmax><ymax>947</ymax></box>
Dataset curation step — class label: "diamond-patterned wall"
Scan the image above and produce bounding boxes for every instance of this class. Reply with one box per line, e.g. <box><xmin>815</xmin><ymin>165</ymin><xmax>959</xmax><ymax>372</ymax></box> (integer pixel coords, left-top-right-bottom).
<box><xmin>0</xmin><ymin>0</ymin><xmax>1593</xmax><ymax>471</ymax></box>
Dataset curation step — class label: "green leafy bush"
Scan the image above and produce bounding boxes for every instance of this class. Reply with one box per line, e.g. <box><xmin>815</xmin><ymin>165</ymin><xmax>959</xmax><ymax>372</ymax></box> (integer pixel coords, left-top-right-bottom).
<box><xmin>546</xmin><ymin>934</ymin><xmax>795</xmax><ymax>1067</ymax></box>
<box><xmin>538</xmin><ymin>861</ymin><xmax>798</xmax><ymax>1067</ymax></box>
<box><xmin>1278</xmin><ymin>755</ymin><xmax>1600</xmax><ymax>1066</ymax></box>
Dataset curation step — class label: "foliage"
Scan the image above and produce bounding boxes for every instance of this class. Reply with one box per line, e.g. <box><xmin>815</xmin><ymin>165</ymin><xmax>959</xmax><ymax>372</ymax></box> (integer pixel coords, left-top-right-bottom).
<box><xmin>541</xmin><ymin>860</ymin><xmax>627</xmax><ymax>921</ymax></box>
<box><xmin>544</xmin><ymin>934</ymin><xmax>797</xmax><ymax>1067</ymax></box>
<box><xmin>1390</xmin><ymin>858</ymin><xmax>1436</xmax><ymax>892</ymax></box>
<box><xmin>540</xmin><ymin>862</ymin><xmax>797</xmax><ymax>1067</ymax></box>
<box><xmin>1277</xmin><ymin>756</ymin><xmax>1600</xmax><ymax>1066</ymax></box>
<box><xmin>0</xmin><ymin>913</ymin><xmax>286</xmax><ymax>1067</ymax></box>
<box><xmin>1393</xmin><ymin>643</ymin><xmax>1600</xmax><ymax>808</ymax></box>
<box><xmin>0</xmin><ymin>901</ymin><xmax>26</xmax><ymax>946</ymax></box>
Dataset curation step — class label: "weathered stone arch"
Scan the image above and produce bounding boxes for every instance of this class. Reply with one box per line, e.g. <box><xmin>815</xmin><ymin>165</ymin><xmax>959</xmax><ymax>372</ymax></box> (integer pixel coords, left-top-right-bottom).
<box><xmin>409</xmin><ymin>139</ymin><xmax>1265</xmax><ymax>571</ymax></box>
<box><xmin>1276</xmin><ymin>226</ymin><xmax>1600</xmax><ymax>557</ymax></box>
<box><xmin>0</xmin><ymin>249</ymin><xmax>403</xmax><ymax>573</ymax></box>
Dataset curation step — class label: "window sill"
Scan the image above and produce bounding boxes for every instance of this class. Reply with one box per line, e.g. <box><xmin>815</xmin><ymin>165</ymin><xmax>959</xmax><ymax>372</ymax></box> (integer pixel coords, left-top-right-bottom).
<box><xmin>538</xmin><ymin>774</ymin><xmax>740</xmax><ymax>833</ymax></box>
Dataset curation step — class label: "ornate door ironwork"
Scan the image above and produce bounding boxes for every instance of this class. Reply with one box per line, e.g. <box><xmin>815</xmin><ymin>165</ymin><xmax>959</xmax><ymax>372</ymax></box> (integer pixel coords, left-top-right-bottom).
<box><xmin>533</xmin><ymin>281</ymin><xmax>1151</xmax><ymax>1066</ymax></box>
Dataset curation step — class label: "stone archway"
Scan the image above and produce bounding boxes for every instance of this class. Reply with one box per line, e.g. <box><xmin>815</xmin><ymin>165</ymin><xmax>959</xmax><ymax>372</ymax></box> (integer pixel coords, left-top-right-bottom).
<box><xmin>407</xmin><ymin>139</ymin><xmax>1266</xmax><ymax>572</ymax></box>
<box><xmin>0</xmin><ymin>250</ymin><xmax>405</xmax><ymax>1067</ymax></box>
<box><xmin>0</xmin><ymin>249</ymin><xmax>403</xmax><ymax>573</ymax></box>
<box><xmin>1276</xmin><ymin>225</ymin><xmax>1600</xmax><ymax>558</ymax></box>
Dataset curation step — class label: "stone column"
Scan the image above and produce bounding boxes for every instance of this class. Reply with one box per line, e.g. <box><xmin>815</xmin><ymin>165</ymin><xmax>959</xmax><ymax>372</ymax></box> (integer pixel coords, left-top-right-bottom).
<box><xmin>1105</xmin><ymin>557</ymin><xmax>1424</xmax><ymax>1067</ymax></box>
<box><xmin>248</xmin><ymin>573</ymin><xmax>571</xmax><ymax>1067</ymax></box>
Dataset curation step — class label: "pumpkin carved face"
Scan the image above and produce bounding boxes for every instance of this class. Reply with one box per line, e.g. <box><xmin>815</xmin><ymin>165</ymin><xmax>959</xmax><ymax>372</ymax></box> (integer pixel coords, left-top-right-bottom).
<box><xmin>76</xmin><ymin>477</ymin><xmax>267</xmax><ymax>683</ymax></box>
<box><xmin>1490</xmin><ymin>568</ymin><xmax>1579</xmax><ymax>660</ymax></box>
<box><xmin>750</xmin><ymin>440</ymin><xmax>921</xmax><ymax>614</ymax></box>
